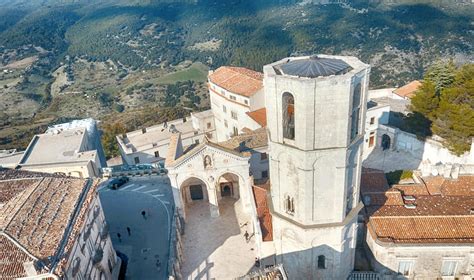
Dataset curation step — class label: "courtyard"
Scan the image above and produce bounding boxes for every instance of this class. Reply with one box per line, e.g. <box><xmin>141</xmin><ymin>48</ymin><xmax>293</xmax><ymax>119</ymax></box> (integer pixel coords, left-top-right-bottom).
<box><xmin>99</xmin><ymin>176</ymin><xmax>174</xmax><ymax>280</ymax></box>
<box><xmin>181</xmin><ymin>198</ymin><xmax>257</xmax><ymax>280</ymax></box>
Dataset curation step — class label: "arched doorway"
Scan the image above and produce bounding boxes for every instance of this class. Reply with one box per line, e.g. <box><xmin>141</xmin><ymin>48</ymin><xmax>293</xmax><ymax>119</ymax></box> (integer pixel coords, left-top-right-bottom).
<box><xmin>180</xmin><ymin>177</ymin><xmax>210</xmax><ymax>218</ymax></box>
<box><xmin>381</xmin><ymin>134</ymin><xmax>391</xmax><ymax>150</ymax></box>
<box><xmin>217</xmin><ymin>173</ymin><xmax>241</xmax><ymax>200</ymax></box>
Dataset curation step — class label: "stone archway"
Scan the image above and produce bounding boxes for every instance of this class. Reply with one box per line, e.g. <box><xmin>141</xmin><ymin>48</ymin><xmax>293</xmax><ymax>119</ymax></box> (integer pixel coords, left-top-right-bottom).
<box><xmin>216</xmin><ymin>172</ymin><xmax>241</xmax><ymax>200</ymax></box>
<box><xmin>180</xmin><ymin>177</ymin><xmax>211</xmax><ymax>218</ymax></box>
<box><xmin>381</xmin><ymin>134</ymin><xmax>391</xmax><ymax>150</ymax></box>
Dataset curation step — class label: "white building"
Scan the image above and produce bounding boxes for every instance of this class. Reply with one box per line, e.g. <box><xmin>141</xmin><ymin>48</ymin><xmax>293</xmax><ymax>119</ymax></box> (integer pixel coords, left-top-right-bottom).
<box><xmin>16</xmin><ymin>119</ymin><xmax>104</xmax><ymax>178</ymax></box>
<box><xmin>263</xmin><ymin>55</ymin><xmax>370</xmax><ymax>279</ymax></box>
<box><xmin>117</xmin><ymin>110</ymin><xmax>216</xmax><ymax>165</ymax></box>
<box><xmin>361</xmin><ymin>168</ymin><xmax>474</xmax><ymax>279</ymax></box>
<box><xmin>0</xmin><ymin>169</ymin><xmax>120</xmax><ymax>279</ymax></box>
<box><xmin>208</xmin><ymin>66</ymin><xmax>266</xmax><ymax>141</ymax></box>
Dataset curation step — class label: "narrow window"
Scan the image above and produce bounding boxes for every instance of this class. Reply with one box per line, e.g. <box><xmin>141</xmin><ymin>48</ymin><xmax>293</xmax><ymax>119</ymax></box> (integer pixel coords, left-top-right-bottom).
<box><xmin>350</xmin><ymin>84</ymin><xmax>362</xmax><ymax>141</ymax></box>
<box><xmin>134</xmin><ymin>157</ymin><xmax>140</xmax><ymax>164</ymax></box>
<box><xmin>154</xmin><ymin>151</ymin><xmax>160</xmax><ymax>158</ymax></box>
<box><xmin>260</xmin><ymin>153</ymin><xmax>268</xmax><ymax>160</ymax></box>
<box><xmin>231</xmin><ymin>111</ymin><xmax>238</xmax><ymax>120</ymax></box>
<box><xmin>262</xmin><ymin>170</ymin><xmax>268</xmax><ymax>178</ymax></box>
<box><xmin>224</xmin><ymin>120</ymin><xmax>228</xmax><ymax>128</ymax></box>
<box><xmin>370</xmin><ymin>117</ymin><xmax>375</xmax><ymax>125</ymax></box>
<box><xmin>233</xmin><ymin>127</ymin><xmax>238</xmax><ymax>136</ymax></box>
<box><xmin>285</xmin><ymin>196</ymin><xmax>294</xmax><ymax>215</ymax></box>
<box><xmin>223</xmin><ymin>105</ymin><xmax>227</xmax><ymax>113</ymax></box>
<box><xmin>317</xmin><ymin>255</ymin><xmax>326</xmax><ymax>269</ymax></box>
<box><xmin>195</xmin><ymin>139</ymin><xmax>199</xmax><ymax>144</ymax></box>
<box><xmin>230</xmin><ymin>95</ymin><xmax>236</xmax><ymax>101</ymax></box>
<box><xmin>282</xmin><ymin>92</ymin><xmax>295</xmax><ymax>140</ymax></box>
<box><xmin>244</xmin><ymin>99</ymin><xmax>249</xmax><ymax>105</ymax></box>
<box><xmin>207</xmin><ymin>122</ymin><xmax>212</xmax><ymax>129</ymax></box>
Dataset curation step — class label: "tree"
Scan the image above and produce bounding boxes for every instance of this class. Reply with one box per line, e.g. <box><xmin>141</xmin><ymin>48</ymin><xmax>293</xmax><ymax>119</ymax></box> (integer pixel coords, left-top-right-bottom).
<box><xmin>101</xmin><ymin>122</ymin><xmax>126</xmax><ymax>159</ymax></box>
<box><xmin>410</xmin><ymin>62</ymin><xmax>474</xmax><ymax>155</ymax></box>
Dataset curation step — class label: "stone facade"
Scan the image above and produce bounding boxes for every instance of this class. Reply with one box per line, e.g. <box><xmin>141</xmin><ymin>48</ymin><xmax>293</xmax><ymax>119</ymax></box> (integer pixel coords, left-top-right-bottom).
<box><xmin>263</xmin><ymin>55</ymin><xmax>370</xmax><ymax>279</ymax></box>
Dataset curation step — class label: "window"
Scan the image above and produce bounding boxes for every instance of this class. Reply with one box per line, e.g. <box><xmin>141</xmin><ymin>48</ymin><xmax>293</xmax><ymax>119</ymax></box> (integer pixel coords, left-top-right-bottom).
<box><xmin>397</xmin><ymin>260</ymin><xmax>414</xmax><ymax>276</ymax></box>
<box><xmin>285</xmin><ymin>195</ymin><xmax>295</xmax><ymax>215</ymax></box>
<box><xmin>207</xmin><ymin>122</ymin><xmax>212</xmax><ymax>129</ymax></box>
<box><xmin>262</xmin><ymin>170</ymin><xmax>268</xmax><ymax>178</ymax></box>
<box><xmin>223</xmin><ymin>105</ymin><xmax>227</xmax><ymax>113</ymax></box>
<box><xmin>154</xmin><ymin>151</ymin><xmax>160</xmax><ymax>158</ymax></box>
<box><xmin>350</xmin><ymin>83</ymin><xmax>362</xmax><ymax>141</ymax></box>
<box><xmin>231</xmin><ymin>111</ymin><xmax>238</xmax><ymax>120</ymax></box>
<box><xmin>194</xmin><ymin>131</ymin><xmax>198</xmax><ymax>136</ymax></box>
<box><xmin>244</xmin><ymin>99</ymin><xmax>249</xmax><ymax>105</ymax></box>
<box><xmin>370</xmin><ymin>117</ymin><xmax>375</xmax><ymax>125</ymax></box>
<box><xmin>260</xmin><ymin>153</ymin><xmax>268</xmax><ymax>161</ymax></box>
<box><xmin>224</xmin><ymin>120</ymin><xmax>228</xmax><ymax>128</ymax></box>
<box><xmin>441</xmin><ymin>260</ymin><xmax>458</xmax><ymax>276</ymax></box>
<box><xmin>134</xmin><ymin>157</ymin><xmax>140</xmax><ymax>164</ymax></box>
<box><xmin>142</xmin><ymin>128</ymin><xmax>147</xmax><ymax>134</ymax></box>
<box><xmin>233</xmin><ymin>127</ymin><xmax>238</xmax><ymax>136</ymax></box>
<box><xmin>282</xmin><ymin>92</ymin><xmax>295</xmax><ymax>140</ymax></box>
<box><xmin>230</xmin><ymin>95</ymin><xmax>236</xmax><ymax>101</ymax></box>
<box><xmin>317</xmin><ymin>255</ymin><xmax>326</xmax><ymax>269</ymax></box>
<box><xmin>345</xmin><ymin>185</ymin><xmax>354</xmax><ymax>215</ymax></box>
<box><xmin>195</xmin><ymin>139</ymin><xmax>199</xmax><ymax>144</ymax></box>
<box><xmin>221</xmin><ymin>89</ymin><xmax>225</xmax><ymax>95</ymax></box>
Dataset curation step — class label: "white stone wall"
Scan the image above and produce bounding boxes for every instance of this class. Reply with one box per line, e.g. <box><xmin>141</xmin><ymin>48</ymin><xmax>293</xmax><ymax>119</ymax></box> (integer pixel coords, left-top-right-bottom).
<box><xmin>377</xmin><ymin>125</ymin><xmax>474</xmax><ymax>166</ymax></box>
<box><xmin>366</xmin><ymin>232</ymin><xmax>474</xmax><ymax>279</ymax></box>
<box><xmin>65</xmin><ymin>196</ymin><xmax>119</xmax><ymax>280</ymax></box>
<box><xmin>363</xmin><ymin>105</ymin><xmax>390</xmax><ymax>158</ymax></box>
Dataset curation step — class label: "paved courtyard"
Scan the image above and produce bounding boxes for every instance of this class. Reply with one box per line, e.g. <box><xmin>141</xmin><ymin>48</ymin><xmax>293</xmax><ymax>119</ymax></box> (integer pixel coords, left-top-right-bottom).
<box><xmin>363</xmin><ymin>147</ymin><xmax>422</xmax><ymax>172</ymax></box>
<box><xmin>99</xmin><ymin>176</ymin><xmax>174</xmax><ymax>280</ymax></box>
<box><xmin>182</xmin><ymin>198</ymin><xmax>257</xmax><ymax>280</ymax></box>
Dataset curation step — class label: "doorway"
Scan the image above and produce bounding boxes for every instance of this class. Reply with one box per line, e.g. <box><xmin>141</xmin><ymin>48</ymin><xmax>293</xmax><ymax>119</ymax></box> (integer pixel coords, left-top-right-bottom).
<box><xmin>220</xmin><ymin>183</ymin><xmax>233</xmax><ymax>197</ymax></box>
<box><xmin>381</xmin><ymin>134</ymin><xmax>391</xmax><ymax>150</ymax></box>
<box><xmin>189</xmin><ymin>185</ymin><xmax>204</xmax><ymax>200</ymax></box>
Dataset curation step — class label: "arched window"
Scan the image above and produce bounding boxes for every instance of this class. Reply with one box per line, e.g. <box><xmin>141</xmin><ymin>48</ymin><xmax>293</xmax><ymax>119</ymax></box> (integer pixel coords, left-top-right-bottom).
<box><xmin>318</xmin><ymin>255</ymin><xmax>326</xmax><ymax>269</ymax></box>
<box><xmin>282</xmin><ymin>92</ymin><xmax>295</xmax><ymax>140</ymax></box>
<box><xmin>350</xmin><ymin>83</ymin><xmax>362</xmax><ymax>141</ymax></box>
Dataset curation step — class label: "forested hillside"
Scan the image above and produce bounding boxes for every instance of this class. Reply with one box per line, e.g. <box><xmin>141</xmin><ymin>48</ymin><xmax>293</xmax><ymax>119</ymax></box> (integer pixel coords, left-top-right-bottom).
<box><xmin>0</xmin><ymin>0</ymin><xmax>472</xmax><ymax>151</ymax></box>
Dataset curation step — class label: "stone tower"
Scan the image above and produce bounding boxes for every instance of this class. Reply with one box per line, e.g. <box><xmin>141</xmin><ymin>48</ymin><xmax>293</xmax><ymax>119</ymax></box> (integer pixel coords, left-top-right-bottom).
<box><xmin>263</xmin><ymin>55</ymin><xmax>370</xmax><ymax>279</ymax></box>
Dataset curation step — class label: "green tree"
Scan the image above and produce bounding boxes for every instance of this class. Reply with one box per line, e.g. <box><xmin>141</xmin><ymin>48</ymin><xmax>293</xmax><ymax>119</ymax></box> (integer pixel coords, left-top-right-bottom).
<box><xmin>101</xmin><ymin>122</ymin><xmax>126</xmax><ymax>159</ymax></box>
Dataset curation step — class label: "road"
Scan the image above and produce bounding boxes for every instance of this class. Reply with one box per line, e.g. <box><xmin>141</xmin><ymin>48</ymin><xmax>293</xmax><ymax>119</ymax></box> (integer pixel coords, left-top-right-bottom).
<box><xmin>99</xmin><ymin>176</ymin><xmax>174</xmax><ymax>280</ymax></box>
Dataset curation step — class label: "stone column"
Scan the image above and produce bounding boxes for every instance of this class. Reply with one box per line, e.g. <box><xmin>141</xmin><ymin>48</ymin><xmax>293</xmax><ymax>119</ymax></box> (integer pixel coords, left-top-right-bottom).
<box><xmin>207</xmin><ymin>181</ymin><xmax>220</xmax><ymax>217</ymax></box>
<box><xmin>169</xmin><ymin>173</ymin><xmax>184</xmax><ymax>218</ymax></box>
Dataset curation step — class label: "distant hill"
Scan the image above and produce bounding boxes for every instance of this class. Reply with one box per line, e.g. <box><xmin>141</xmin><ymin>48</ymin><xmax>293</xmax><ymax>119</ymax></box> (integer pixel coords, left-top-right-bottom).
<box><xmin>0</xmin><ymin>0</ymin><xmax>472</xmax><ymax>150</ymax></box>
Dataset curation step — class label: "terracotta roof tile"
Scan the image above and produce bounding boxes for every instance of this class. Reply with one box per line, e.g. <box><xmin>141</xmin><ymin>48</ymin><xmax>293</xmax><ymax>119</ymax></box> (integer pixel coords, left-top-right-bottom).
<box><xmin>209</xmin><ymin>66</ymin><xmax>263</xmax><ymax>97</ymax></box>
<box><xmin>253</xmin><ymin>184</ymin><xmax>272</xmax><ymax>242</ymax></box>
<box><xmin>360</xmin><ymin>168</ymin><xmax>389</xmax><ymax>194</ymax></box>
<box><xmin>393</xmin><ymin>80</ymin><xmax>422</xmax><ymax>99</ymax></box>
<box><xmin>246</xmin><ymin>108</ymin><xmax>267</xmax><ymax>127</ymax></box>
<box><xmin>0</xmin><ymin>234</ymin><xmax>35</xmax><ymax>279</ymax></box>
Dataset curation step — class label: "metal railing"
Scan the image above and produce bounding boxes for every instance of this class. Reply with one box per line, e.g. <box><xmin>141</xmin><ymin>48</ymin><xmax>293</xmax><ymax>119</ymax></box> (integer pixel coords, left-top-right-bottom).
<box><xmin>349</xmin><ymin>271</ymin><xmax>381</xmax><ymax>280</ymax></box>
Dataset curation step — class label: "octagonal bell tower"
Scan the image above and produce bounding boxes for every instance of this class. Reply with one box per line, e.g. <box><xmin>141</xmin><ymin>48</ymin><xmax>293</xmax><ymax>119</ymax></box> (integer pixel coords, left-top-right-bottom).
<box><xmin>264</xmin><ymin>55</ymin><xmax>370</xmax><ymax>279</ymax></box>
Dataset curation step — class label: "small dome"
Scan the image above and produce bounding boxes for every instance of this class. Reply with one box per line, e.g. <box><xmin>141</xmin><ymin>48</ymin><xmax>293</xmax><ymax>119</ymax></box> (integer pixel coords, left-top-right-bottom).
<box><xmin>277</xmin><ymin>56</ymin><xmax>353</xmax><ymax>78</ymax></box>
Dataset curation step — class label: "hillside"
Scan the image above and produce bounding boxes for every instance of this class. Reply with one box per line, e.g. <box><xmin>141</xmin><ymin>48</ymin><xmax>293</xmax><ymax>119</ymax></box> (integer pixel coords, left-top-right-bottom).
<box><xmin>0</xmin><ymin>0</ymin><xmax>473</xmax><ymax>150</ymax></box>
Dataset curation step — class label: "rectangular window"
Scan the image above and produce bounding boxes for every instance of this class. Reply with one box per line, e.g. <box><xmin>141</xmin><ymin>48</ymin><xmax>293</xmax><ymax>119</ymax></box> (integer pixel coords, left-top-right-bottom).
<box><xmin>262</xmin><ymin>170</ymin><xmax>268</xmax><ymax>178</ymax></box>
<box><xmin>223</xmin><ymin>105</ymin><xmax>227</xmax><ymax>113</ymax></box>
<box><xmin>244</xmin><ymin>99</ymin><xmax>248</xmax><ymax>105</ymax></box>
<box><xmin>233</xmin><ymin>127</ymin><xmax>238</xmax><ymax>136</ymax></box>
<box><xmin>397</xmin><ymin>260</ymin><xmax>414</xmax><ymax>276</ymax></box>
<box><xmin>370</xmin><ymin>117</ymin><xmax>375</xmax><ymax>125</ymax></box>
<box><xmin>207</xmin><ymin>122</ymin><xmax>212</xmax><ymax>129</ymax></box>
<box><xmin>231</xmin><ymin>111</ymin><xmax>238</xmax><ymax>120</ymax></box>
<box><xmin>195</xmin><ymin>139</ymin><xmax>199</xmax><ymax>144</ymax></box>
<box><xmin>230</xmin><ymin>95</ymin><xmax>236</xmax><ymax>101</ymax></box>
<box><xmin>154</xmin><ymin>151</ymin><xmax>160</xmax><ymax>158</ymax></box>
<box><xmin>134</xmin><ymin>157</ymin><xmax>140</xmax><ymax>164</ymax></box>
<box><xmin>260</xmin><ymin>153</ymin><xmax>268</xmax><ymax>161</ymax></box>
<box><xmin>224</xmin><ymin>120</ymin><xmax>228</xmax><ymax>128</ymax></box>
<box><xmin>441</xmin><ymin>260</ymin><xmax>458</xmax><ymax>276</ymax></box>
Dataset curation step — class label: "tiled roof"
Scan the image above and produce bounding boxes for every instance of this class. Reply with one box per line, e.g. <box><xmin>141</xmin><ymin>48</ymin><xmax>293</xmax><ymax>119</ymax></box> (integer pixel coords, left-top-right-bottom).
<box><xmin>246</xmin><ymin>108</ymin><xmax>267</xmax><ymax>127</ymax></box>
<box><xmin>0</xmin><ymin>234</ymin><xmax>35</xmax><ymax>279</ymax></box>
<box><xmin>253</xmin><ymin>182</ymin><xmax>272</xmax><ymax>242</ymax></box>
<box><xmin>393</xmin><ymin>80</ymin><xmax>422</xmax><ymax>99</ymax></box>
<box><xmin>218</xmin><ymin>128</ymin><xmax>268</xmax><ymax>152</ymax></box>
<box><xmin>360</xmin><ymin>168</ymin><xmax>389</xmax><ymax>193</ymax></box>
<box><xmin>209</xmin><ymin>66</ymin><xmax>263</xmax><ymax>97</ymax></box>
<box><xmin>361</xmin><ymin>169</ymin><xmax>474</xmax><ymax>244</ymax></box>
<box><xmin>0</xmin><ymin>170</ymin><xmax>97</xmax><ymax>277</ymax></box>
